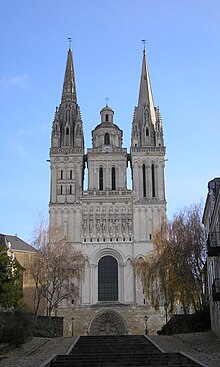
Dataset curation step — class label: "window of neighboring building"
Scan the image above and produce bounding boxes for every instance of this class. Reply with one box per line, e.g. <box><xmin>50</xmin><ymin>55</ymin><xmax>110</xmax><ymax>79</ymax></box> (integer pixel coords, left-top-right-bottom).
<box><xmin>99</xmin><ymin>167</ymin><xmax>103</xmax><ymax>190</ymax></box>
<box><xmin>104</xmin><ymin>132</ymin><xmax>110</xmax><ymax>145</ymax></box>
<box><xmin>98</xmin><ymin>256</ymin><xmax>118</xmax><ymax>301</ymax></box>
<box><xmin>112</xmin><ymin>167</ymin><xmax>116</xmax><ymax>190</ymax></box>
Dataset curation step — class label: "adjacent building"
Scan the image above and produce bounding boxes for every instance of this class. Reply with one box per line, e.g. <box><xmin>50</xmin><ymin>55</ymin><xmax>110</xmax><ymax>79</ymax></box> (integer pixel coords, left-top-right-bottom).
<box><xmin>49</xmin><ymin>47</ymin><xmax>167</xmax><ymax>335</ymax></box>
<box><xmin>203</xmin><ymin>178</ymin><xmax>220</xmax><ymax>337</ymax></box>
<box><xmin>0</xmin><ymin>233</ymin><xmax>38</xmax><ymax>312</ymax></box>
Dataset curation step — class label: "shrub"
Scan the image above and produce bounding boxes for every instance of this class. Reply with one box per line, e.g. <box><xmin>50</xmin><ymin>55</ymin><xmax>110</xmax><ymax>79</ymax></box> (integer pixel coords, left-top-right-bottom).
<box><xmin>0</xmin><ymin>308</ymin><xmax>33</xmax><ymax>346</ymax></box>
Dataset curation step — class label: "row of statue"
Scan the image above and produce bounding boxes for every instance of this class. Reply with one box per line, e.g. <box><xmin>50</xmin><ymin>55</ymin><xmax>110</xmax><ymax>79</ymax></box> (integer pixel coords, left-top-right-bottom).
<box><xmin>83</xmin><ymin>217</ymin><xmax>133</xmax><ymax>237</ymax></box>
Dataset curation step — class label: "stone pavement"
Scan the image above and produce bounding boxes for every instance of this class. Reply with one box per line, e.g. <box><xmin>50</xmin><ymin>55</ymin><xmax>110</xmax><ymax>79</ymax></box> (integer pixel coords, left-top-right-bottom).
<box><xmin>149</xmin><ymin>331</ymin><xmax>220</xmax><ymax>367</ymax></box>
<box><xmin>0</xmin><ymin>331</ymin><xmax>219</xmax><ymax>367</ymax></box>
<box><xmin>0</xmin><ymin>336</ymin><xmax>77</xmax><ymax>367</ymax></box>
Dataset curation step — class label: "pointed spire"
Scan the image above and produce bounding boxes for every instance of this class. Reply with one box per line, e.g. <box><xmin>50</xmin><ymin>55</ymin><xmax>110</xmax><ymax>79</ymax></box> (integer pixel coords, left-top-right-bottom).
<box><xmin>137</xmin><ymin>48</ymin><xmax>156</xmax><ymax>127</ymax></box>
<box><xmin>61</xmin><ymin>48</ymin><xmax>77</xmax><ymax>104</ymax></box>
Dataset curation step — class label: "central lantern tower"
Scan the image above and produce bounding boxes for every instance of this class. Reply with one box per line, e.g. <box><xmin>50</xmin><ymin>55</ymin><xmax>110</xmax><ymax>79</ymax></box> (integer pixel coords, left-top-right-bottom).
<box><xmin>49</xmin><ymin>46</ymin><xmax>166</xmax><ymax>335</ymax></box>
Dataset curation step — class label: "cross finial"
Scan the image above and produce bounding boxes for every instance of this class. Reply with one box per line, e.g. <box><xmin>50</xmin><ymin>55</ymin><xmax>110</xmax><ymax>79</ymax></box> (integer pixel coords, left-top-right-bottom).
<box><xmin>105</xmin><ymin>96</ymin><xmax>109</xmax><ymax>107</ymax></box>
<box><xmin>141</xmin><ymin>39</ymin><xmax>147</xmax><ymax>53</ymax></box>
<box><xmin>68</xmin><ymin>37</ymin><xmax>72</xmax><ymax>50</ymax></box>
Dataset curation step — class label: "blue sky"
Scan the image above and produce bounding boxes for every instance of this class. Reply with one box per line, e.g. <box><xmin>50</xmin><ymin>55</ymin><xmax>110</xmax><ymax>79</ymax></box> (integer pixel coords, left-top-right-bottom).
<box><xmin>0</xmin><ymin>0</ymin><xmax>219</xmax><ymax>242</ymax></box>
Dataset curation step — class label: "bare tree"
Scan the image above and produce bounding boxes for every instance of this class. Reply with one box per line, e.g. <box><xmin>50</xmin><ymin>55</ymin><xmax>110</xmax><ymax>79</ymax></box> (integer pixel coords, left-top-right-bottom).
<box><xmin>28</xmin><ymin>220</ymin><xmax>85</xmax><ymax>317</ymax></box>
<box><xmin>135</xmin><ymin>203</ymin><xmax>207</xmax><ymax>315</ymax></box>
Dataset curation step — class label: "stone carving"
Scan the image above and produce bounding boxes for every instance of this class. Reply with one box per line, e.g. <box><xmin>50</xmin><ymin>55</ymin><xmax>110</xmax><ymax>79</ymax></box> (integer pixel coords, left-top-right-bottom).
<box><xmin>108</xmin><ymin>219</ymin><xmax>113</xmax><ymax>236</ymax></box>
<box><xmin>115</xmin><ymin>219</ymin><xmax>120</xmax><ymax>236</ymax></box>
<box><xmin>102</xmin><ymin>219</ymin><xmax>106</xmax><ymax>234</ymax></box>
<box><xmin>96</xmin><ymin>219</ymin><xmax>101</xmax><ymax>234</ymax></box>
<box><xmin>89</xmin><ymin>219</ymin><xmax>93</xmax><ymax>234</ymax></box>
<box><xmin>121</xmin><ymin>219</ymin><xmax>126</xmax><ymax>234</ymax></box>
<box><xmin>89</xmin><ymin>310</ymin><xmax>127</xmax><ymax>336</ymax></box>
<box><xmin>83</xmin><ymin>219</ymin><xmax>87</xmax><ymax>237</ymax></box>
<box><xmin>128</xmin><ymin>217</ymin><xmax>132</xmax><ymax>234</ymax></box>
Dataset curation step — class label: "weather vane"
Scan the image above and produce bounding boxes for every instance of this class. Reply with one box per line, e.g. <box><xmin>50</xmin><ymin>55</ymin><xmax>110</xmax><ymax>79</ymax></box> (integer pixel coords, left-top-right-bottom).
<box><xmin>105</xmin><ymin>96</ymin><xmax>109</xmax><ymax>107</ymax></box>
<box><xmin>141</xmin><ymin>39</ymin><xmax>147</xmax><ymax>52</ymax></box>
<box><xmin>68</xmin><ymin>37</ymin><xmax>72</xmax><ymax>49</ymax></box>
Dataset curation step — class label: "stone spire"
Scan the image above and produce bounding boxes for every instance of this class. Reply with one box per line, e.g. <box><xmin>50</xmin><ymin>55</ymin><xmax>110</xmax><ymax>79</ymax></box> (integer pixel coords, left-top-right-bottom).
<box><xmin>51</xmin><ymin>47</ymin><xmax>84</xmax><ymax>148</ymax></box>
<box><xmin>61</xmin><ymin>48</ymin><xmax>77</xmax><ymax>104</ymax></box>
<box><xmin>131</xmin><ymin>49</ymin><xmax>164</xmax><ymax>148</ymax></box>
<box><xmin>137</xmin><ymin>49</ymin><xmax>156</xmax><ymax>127</ymax></box>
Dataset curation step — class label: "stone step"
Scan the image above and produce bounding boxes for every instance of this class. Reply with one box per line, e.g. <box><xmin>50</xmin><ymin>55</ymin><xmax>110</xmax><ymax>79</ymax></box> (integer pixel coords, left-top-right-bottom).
<box><xmin>50</xmin><ymin>335</ymin><xmax>202</xmax><ymax>367</ymax></box>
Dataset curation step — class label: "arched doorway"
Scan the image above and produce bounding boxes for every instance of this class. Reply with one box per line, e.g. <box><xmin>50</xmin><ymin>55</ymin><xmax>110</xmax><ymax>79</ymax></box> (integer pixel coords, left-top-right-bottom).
<box><xmin>98</xmin><ymin>256</ymin><xmax>118</xmax><ymax>301</ymax></box>
<box><xmin>89</xmin><ymin>310</ymin><xmax>128</xmax><ymax>335</ymax></box>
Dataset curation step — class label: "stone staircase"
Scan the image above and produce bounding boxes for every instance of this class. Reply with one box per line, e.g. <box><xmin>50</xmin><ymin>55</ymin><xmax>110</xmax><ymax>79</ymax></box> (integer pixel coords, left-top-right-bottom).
<box><xmin>50</xmin><ymin>335</ymin><xmax>202</xmax><ymax>366</ymax></box>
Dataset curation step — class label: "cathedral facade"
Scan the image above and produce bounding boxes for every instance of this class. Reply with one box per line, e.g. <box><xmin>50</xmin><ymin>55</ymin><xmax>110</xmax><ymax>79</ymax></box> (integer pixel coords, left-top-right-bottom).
<box><xmin>49</xmin><ymin>47</ymin><xmax>166</xmax><ymax>335</ymax></box>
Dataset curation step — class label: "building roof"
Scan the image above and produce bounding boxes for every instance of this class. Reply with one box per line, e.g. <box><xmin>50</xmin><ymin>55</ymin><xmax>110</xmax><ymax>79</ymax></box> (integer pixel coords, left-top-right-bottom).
<box><xmin>0</xmin><ymin>233</ymin><xmax>36</xmax><ymax>253</ymax></box>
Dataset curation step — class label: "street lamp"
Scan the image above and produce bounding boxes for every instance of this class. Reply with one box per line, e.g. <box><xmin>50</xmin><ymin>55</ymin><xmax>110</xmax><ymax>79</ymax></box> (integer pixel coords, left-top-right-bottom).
<box><xmin>164</xmin><ymin>301</ymin><xmax>169</xmax><ymax>324</ymax></box>
<box><xmin>54</xmin><ymin>304</ymin><xmax>58</xmax><ymax>337</ymax></box>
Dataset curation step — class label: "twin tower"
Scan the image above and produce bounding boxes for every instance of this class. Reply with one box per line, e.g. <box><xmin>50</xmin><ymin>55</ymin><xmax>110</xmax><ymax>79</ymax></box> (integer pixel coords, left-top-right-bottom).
<box><xmin>49</xmin><ymin>47</ymin><xmax>167</xmax><ymax>335</ymax></box>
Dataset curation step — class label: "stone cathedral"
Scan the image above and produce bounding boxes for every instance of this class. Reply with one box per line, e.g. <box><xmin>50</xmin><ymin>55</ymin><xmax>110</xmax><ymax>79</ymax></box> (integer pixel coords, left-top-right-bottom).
<box><xmin>49</xmin><ymin>46</ymin><xmax>166</xmax><ymax>335</ymax></box>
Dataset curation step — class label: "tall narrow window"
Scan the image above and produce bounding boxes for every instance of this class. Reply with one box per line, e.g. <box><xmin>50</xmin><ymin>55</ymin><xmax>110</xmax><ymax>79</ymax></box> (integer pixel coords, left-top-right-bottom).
<box><xmin>61</xmin><ymin>170</ymin><xmax>63</xmax><ymax>180</ymax></box>
<box><xmin>69</xmin><ymin>185</ymin><xmax>72</xmax><ymax>194</ymax></box>
<box><xmin>99</xmin><ymin>167</ymin><xmax>103</xmax><ymax>191</ymax></box>
<box><xmin>106</xmin><ymin>114</ymin><xmax>109</xmax><ymax>122</ymax></box>
<box><xmin>104</xmin><ymin>133</ymin><xmax>110</xmax><ymax>145</ymax></box>
<box><xmin>66</xmin><ymin>127</ymin><xmax>69</xmax><ymax>135</ymax></box>
<box><xmin>151</xmin><ymin>164</ymin><xmax>156</xmax><ymax>197</ymax></box>
<box><xmin>60</xmin><ymin>185</ymin><xmax>63</xmax><ymax>195</ymax></box>
<box><xmin>146</xmin><ymin>128</ymin><xmax>149</xmax><ymax>136</ymax></box>
<box><xmin>70</xmin><ymin>170</ymin><xmax>72</xmax><ymax>180</ymax></box>
<box><xmin>143</xmin><ymin>164</ymin><xmax>146</xmax><ymax>198</ymax></box>
<box><xmin>98</xmin><ymin>256</ymin><xmax>118</xmax><ymax>301</ymax></box>
<box><xmin>112</xmin><ymin>167</ymin><xmax>116</xmax><ymax>190</ymax></box>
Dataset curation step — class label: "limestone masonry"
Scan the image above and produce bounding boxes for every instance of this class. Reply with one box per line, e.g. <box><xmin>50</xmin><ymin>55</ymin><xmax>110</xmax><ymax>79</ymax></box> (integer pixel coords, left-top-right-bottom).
<box><xmin>49</xmin><ymin>47</ymin><xmax>167</xmax><ymax>335</ymax></box>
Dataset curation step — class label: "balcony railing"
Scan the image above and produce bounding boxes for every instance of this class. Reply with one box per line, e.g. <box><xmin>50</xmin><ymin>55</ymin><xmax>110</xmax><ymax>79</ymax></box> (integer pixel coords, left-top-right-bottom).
<box><xmin>212</xmin><ymin>278</ymin><xmax>220</xmax><ymax>302</ymax></box>
<box><xmin>207</xmin><ymin>231</ymin><xmax>220</xmax><ymax>257</ymax></box>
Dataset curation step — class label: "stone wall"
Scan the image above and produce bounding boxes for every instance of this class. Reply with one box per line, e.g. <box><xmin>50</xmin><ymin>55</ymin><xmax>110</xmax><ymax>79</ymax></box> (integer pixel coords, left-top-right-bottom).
<box><xmin>55</xmin><ymin>304</ymin><xmax>166</xmax><ymax>336</ymax></box>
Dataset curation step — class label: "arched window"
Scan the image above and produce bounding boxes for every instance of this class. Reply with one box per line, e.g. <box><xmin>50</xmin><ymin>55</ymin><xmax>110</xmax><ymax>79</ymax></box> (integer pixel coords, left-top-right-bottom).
<box><xmin>104</xmin><ymin>133</ymin><xmax>110</xmax><ymax>145</ymax></box>
<box><xmin>151</xmin><ymin>164</ymin><xmax>156</xmax><ymax>197</ymax></box>
<box><xmin>99</xmin><ymin>167</ymin><xmax>103</xmax><ymax>191</ymax></box>
<box><xmin>143</xmin><ymin>164</ymin><xmax>146</xmax><ymax>198</ymax></box>
<box><xmin>112</xmin><ymin>167</ymin><xmax>116</xmax><ymax>190</ymax></box>
<box><xmin>146</xmin><ymin>128</ymin><xmax>149</xmax><ymax>136</ymax></box>
<box><xmin>98</xmin><ymin>256</ymin><xmax>118</xmax><ymax>301</ymax></box>
<box><xmin>66</xmin><ymin>127</ymin><xmax>69</xmax><ymax>135</ymax></box>
<box><xmin>106</xmin><ymin>114</ymin><xmax>109</xmax><ymax>122</ymax></box>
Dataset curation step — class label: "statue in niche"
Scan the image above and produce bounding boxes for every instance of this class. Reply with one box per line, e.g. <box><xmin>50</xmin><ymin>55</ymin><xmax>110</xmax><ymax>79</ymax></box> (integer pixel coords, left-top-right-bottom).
<box><xmin>96</xmin><ymin>219</ymin><xmax>101</xmax><ymax>234</ymax></box>
<box><xmin>102</xmin><ymin>219</ymin><xmax>106</xmax><ymax>234</ymax></box>
<box><xmin>108</xmin><ymin>219</ymin><xmax>113</xmax><ymax>236</ymax></box>
<box><xmin>89</xmin><ymin>219</ymin><xmax>93</xmax><ymax>234</ymax></box>
<box><xmin>115</xmin><ymin>219</ymin><xmax>119</xmax><ymax>235</ymax></box>
<box><xmin>121</xmin><ymin>219</ymin><xmax>126</xmax><ymax>234</ymax></box>
<box><xmin>83</xmin><ymin>219</ymin><xmax>87</xmax><ymax>237</ymax></box>
<box><xmin>128</xmin><ymin>218</ymin><xmax>132</xmax><ymax>234</ymax></box>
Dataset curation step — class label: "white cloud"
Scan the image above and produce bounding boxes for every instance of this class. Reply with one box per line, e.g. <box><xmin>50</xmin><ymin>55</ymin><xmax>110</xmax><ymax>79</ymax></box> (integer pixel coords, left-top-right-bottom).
<box><xmin>15</xmin><ymin>142</ymin><xmax>28</xmax><ymax>159</ymax></box>
<box><xmin>0</xmin><ymin>74</ymin><xmax>29</xmax><ymax>90</ymax></box>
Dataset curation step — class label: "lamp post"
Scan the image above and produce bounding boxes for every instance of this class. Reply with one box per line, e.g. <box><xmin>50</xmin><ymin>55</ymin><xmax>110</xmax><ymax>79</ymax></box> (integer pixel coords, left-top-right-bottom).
<box><xmin>54</xmin><ymin>304</ymin><xmax>58</xmax><ymax>337</ymax></box>
<box><xmin>164</xmin><ymin>301</ymin><xmax>169</xmax><ymax>324</ymax></box>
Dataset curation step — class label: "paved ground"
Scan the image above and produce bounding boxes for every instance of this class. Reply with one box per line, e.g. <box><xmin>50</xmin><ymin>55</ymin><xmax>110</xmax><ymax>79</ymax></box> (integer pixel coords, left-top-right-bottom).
<box><xmin>0</xmin><ymin>331</ymin><xmax>219</xmax><ymax>367</ymax></box>
<box><xmin>0</xmin><ymin>336</ymin><xmax>77</xmax><ymax>367</ymax></box>
<box><xmin>149</xmin><ymin>331</ymin><xmax>220</xmax><ymax>367</ymax></box>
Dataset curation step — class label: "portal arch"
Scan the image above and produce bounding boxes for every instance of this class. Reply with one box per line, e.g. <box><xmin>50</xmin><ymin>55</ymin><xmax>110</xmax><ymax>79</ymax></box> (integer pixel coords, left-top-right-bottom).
<box><xmin>89</xmin><ymin>309</ymin><xmax>128</xmax><ymax>335</ymax></box>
